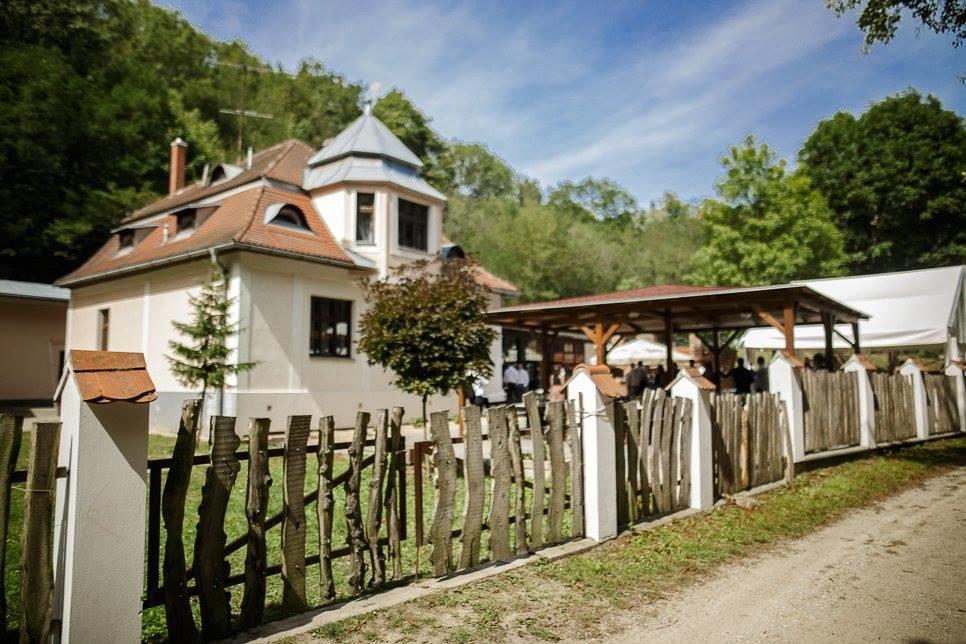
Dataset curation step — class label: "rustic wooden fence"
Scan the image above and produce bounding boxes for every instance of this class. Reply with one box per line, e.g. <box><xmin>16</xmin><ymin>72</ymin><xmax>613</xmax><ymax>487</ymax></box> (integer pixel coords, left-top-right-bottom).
<box><xmin>413</xmin><ymin>394</ymin><xmax>584</xmax><ymax>577</ymax></box>
<box><xmin>145</xmin><ymin>400</ymin><xmax>408</xmax><ymax>641</ymax></box>
<box><xmin>924</xmin><ymin>374</ymin><xmax>960</xmax><ymax>435</ymax></box>
<box><xmin>710</xmin><ymin>392</ymin><xmax>789</xmax><ymax>497</ymax></box>
<box><xmin>871</xmin><ymin>373</ymin><xmax>916</xmax><ymax>442</ymax></box>
<box><xmin>801</xmin><ymin>371</ymin><xmax>860</xmax><ymax>453</ymax></box>
<box><xmin>0</xmin><ymin>415</ymin><xmax>65</xmax><ymax>642</ymax></box>
<box><xmin>616</xmin><ymin>389</ymin><xmax>692</xmax><ymax>529</ymax></box>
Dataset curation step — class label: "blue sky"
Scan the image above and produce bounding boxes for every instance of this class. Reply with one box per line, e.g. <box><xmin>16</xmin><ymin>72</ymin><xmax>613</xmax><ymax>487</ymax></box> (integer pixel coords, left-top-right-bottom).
<box><xmin>164</xmin><ymin>0</ymin><xmax>964</xmax><ymax>204</ymax></box>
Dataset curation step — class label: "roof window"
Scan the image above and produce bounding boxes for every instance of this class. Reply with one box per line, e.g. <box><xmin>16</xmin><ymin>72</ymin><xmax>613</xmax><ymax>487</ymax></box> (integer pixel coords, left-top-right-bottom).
<box><xmin>118</xmin><ymin>229</ymin><xmax>135</xmax><ymax>250</ymax></box>
<box><xmin>176</xmin><ymin>210</ymin><xmax>197</xmax><ymax>235</ymax></box>
<box><xmin>266</xmin><ymin>204</ymin><xmax>310</xmax><ymax>231</ymax></box>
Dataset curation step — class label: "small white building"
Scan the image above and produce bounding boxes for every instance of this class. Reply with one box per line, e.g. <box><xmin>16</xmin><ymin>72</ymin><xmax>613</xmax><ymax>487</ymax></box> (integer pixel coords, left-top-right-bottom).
<box><xmin>0</xmin><ymin>280</ymin><xmax>70</xmax><ymax>402</ymax></box>
<box><xmin>56</xmin><ymin>107</ymin><xmax>516</xmax><ymax>431</ymax></box>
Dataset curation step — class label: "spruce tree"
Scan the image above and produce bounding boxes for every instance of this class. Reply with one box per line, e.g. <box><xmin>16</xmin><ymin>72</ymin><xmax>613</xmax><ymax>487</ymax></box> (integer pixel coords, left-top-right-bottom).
<box><xmin>166</xmin><ymin>268</ymin><xmax>256</xmax><ymax>418</ymax></box>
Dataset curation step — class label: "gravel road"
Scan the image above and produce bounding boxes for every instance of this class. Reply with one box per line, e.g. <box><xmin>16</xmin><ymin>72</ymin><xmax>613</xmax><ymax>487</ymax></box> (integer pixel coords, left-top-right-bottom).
<box><xmin>603</xmin><ymin>467</ymin><xmax>966</xmax><ymax>643</ymax></box>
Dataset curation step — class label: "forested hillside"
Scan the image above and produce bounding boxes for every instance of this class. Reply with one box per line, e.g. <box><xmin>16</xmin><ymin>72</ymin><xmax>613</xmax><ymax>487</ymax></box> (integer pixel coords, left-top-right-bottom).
<box><xmin>1</xmin><ymin>1</ymin><xmax>963</xmax><ymax>297</ymax></box>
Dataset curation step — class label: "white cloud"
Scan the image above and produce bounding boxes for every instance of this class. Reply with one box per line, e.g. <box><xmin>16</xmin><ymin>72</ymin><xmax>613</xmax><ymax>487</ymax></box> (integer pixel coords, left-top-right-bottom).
<box><xmin>166</xmin><ymin>0</ymin><xmax>964</xmax><ymax>202</ymax></box>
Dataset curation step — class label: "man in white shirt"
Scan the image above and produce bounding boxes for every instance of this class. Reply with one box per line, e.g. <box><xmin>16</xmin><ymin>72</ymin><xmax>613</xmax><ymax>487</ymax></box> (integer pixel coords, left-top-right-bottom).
<box><xmin>503</xmin><ymin>363</ymin><xmax>518</xmax><ymax>403</ymax></box>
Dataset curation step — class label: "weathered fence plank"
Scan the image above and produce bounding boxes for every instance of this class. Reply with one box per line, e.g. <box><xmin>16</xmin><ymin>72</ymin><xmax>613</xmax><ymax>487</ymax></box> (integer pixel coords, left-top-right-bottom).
<box><xmin>545</xmin><ymin>401</ymin><xmax>567</xmax><ymax>544</ymax></box>
<box><xmin>524</xmin><ymin>393</ymin><xmax>545</xmax><ymax>549</ymax></box>
<box><xmin>240</xmin><ymin>417</ymin><xmax>272</xmax><ymax>629</ymax></box>
<box><xmin>925</xmin><ymin>374</ymin><xmax>959</xmax><ymax>435</ymax></box>
<box><xmin>384</xmin><ymin>407</ymin><xmax>405</xmax><ymax>581</ymax></box>
<box><xmin>803</xmin><ymin>371</ymin><xmax>860</xmax><ymax>452</ymax></box>
<box><xmin>568</xmin><ymin>398</ymin><xmax>584</xmax><ymax>538</ymax></box>
<box><xmin>367</xmin><ymin>410</ymin><xmax>389</xmax><ymax>587</ymax></box>
<box><xmin>677</xmin><ymin>400</ymin><xmax>693</xmax><ymax>509</ymax></box>
<box><xmin>429</xmin><ymin>411</ymin><xmax>457</xmax><ymax>576</ymax></box>
<box><xmin>194</xmin><ymin>415</ymin><xmax>241</xmax><ymax>640</ymax></box>
<box><xmin>624</xmin><ymin>400</ymin><xmax>640</xmax><ymax>523</ymax></box>
<box><xmin>487</xmin><ymin>407</ymin><xmax>513</xmax><ymax>561</ymax></box>
<box><xmin>345</xmin><ymin>412</ymin><xmax>370</xmax><ymax>594</ymax></box>
<box><xmin>506</xmin><ymin>408</ymin><xmax>529</xmax><ymax>555</ymax></box>
<box><xmin>0</xmin><ymin>414</ymin><xmax>22</xmax><ymax>634</ymax></box>
<box><xmin>316</xmin><ymin>415</ymin><xmax>336</xmax><ymax>602</ymax></box>
<box><xmin>459</xmin><ymin>405</ymin><xmax>485</xmax><ymax>569</ymax></box>
<box><xmin>281</xmin><ymin>415</ymin><xmax>311</xmax><ymax>614</ymax></box>
<box><xmin>612</xmin><ymin>400</ymin><xmax>629</xmax><ymax>530</ymax></box>
<box><xmin>161</xmin><ymin>400</ymin><xmax>201</xmax><ymax>642</ymax></box>
<box><xmin>19</xmin><ymin>422</ymin><xmax>59</xmax><ymax>644</ymax></box>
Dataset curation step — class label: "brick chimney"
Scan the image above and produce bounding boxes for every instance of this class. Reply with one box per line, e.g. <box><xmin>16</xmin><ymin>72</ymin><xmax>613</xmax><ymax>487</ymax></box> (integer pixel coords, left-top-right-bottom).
<box><xmin>169</xmin><ymin>138</ymin><xmax>187</xmax><ymax>195</ymax></box>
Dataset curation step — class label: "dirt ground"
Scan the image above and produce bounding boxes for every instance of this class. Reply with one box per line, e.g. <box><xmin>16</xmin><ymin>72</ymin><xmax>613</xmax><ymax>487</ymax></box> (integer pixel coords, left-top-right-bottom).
<box><xmin>596</xmin><ymin>466</ymin><xmax>966</xmax><ymax>643</ymax></box>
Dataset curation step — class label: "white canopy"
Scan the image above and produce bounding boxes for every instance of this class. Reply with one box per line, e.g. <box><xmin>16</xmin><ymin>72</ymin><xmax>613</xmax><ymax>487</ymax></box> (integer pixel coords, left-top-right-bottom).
<box><xmin>605</xmin><ymin>338</ymin><xmax>692</xmax><ymax>366</ymax></box>
<box><xmin>741</xmin><ymin>266</ymin><xmax>964</xmax><ymax>356</ymax></box>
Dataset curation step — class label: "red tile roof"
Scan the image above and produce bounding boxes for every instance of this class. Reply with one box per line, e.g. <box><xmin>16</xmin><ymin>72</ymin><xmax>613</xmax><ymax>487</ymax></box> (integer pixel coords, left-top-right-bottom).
<box><xmin>122</xmin><ymin>139</ymin><xmax>315</xmax><ymax>224</ymax></box>
<box><xmin>57</xmin><ymin>184</ymin><xmax>355</xmax><ymax>286</ymax></box>
<box><xmin>472</xmin><ymin>266</ymin><xmax>518</xmax><ymax>295</ymax></box>
<box><xmin>69</xmin><ymin>350</ymin><xmax>157</xmax><ymax>403</ymax></box>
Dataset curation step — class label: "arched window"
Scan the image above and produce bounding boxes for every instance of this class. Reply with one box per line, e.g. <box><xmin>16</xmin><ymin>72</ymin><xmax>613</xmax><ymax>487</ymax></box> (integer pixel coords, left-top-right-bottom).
<box><xmin>265</xmin><ymin>203</ymin><xmax>310</xmax><ymax>231</ymax></box>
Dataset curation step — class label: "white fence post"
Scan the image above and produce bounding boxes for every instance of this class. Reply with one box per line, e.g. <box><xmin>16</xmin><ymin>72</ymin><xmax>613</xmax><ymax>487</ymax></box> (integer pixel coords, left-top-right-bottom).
<box><xmin>53</xmin><ymin>351</ymin><xmax>155</xmax><ymax>643</ymax></box>
<box><xmin>842</xmin><ymin>354</ymin><xmax>877</xmax><ymax>448</ymax></box>
<box><xmin>899</xmin><ymin>359</ymin><xmax>929</xmax><ymax>440</ymax></box>
<box><xmin>566</xmin><ymin>365</ymin><xmax>620</xmax><ymax>542</ymax></box>
<box><xmin>668</xmin><ymin>369</ymin><xmax>715</xmax><ymax>510</ymax></box>
<box><xmin>944</xmin><ymin>362</ymin><xmax>965</xmax><ymax>434</ymax></box>
<box><xmin>769</xmin><ymin>352</ymin><xmax>805</xmax><ymax>462</ymax></box>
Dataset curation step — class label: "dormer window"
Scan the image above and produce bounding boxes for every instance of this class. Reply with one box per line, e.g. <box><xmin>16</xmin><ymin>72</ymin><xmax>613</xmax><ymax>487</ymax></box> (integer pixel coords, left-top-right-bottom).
<box><xmin>266</xmin><ymin>203</ymin><xmax>310</xmax><ymax>231</ymax></box>
<box><xmin>118</xmin><ymin>229</ymin><xmax>135</xmax><ymax>251</ymax></box>
<box><xmin>176</xmin><ymin>210</ymin><xmax>196</xmax><ymax>235</ymax></box>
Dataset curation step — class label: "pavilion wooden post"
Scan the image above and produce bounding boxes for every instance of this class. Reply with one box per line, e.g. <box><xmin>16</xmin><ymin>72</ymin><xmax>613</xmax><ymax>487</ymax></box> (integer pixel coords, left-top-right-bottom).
<box><xmin>851</xmin><ymin>321</ymin><xmax>862</xmax><ymax>354</ymax></box>
<box><xmin>711</xmin><ymin>328</ymin><xmax>722</xmax><ymax>387</ymax></box>
<box><xmin>821</xmin><ymin>313</ymin><xmax>836</xmax><ymax>371</ymax></box>
<box><xmin>782</xmin><ymin>302</ymin><xmax>796</xmax><ymax>356</ymax></box>
<box><xmin>582</xmin><ymin>319</ymin><xmax>620</xmax><ymax>367</ymax></box>
<box><xmin>663</xmin><ymin>312</ymin><xmax>675</xmax><ymax>373</ymax></box>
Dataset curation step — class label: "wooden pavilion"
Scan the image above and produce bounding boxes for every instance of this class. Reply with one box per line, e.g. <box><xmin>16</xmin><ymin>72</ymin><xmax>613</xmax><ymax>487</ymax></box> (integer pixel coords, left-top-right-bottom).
<box><xmin>487</xmin><ymin>283</ymin><xmax>869</xmax><ymax>386</ymax></box>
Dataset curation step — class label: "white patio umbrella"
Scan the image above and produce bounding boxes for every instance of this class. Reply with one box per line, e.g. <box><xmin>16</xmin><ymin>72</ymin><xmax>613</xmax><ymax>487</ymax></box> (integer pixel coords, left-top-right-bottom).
<box><xmin>603</xmin><ymin>338</ymin><xmax>692</xmax><ymax>366</ymax></box>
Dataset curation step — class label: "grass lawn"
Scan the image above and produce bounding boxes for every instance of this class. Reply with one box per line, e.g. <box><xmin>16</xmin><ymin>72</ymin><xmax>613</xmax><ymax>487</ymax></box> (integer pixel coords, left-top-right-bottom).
<box><xmin>301</xmin><ymin>436</ymin><xmax>966</xmax><ymax>643</ymax></box>
<box><xmin>3</xmin><ymin>429</ymin><xmax>569</xmax><ymax>641</ymax></box>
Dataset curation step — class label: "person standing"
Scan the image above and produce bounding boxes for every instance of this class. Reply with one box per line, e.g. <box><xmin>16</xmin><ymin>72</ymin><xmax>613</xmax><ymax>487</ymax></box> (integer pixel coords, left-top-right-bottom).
<box><xmin>503</xmin><ymin>362</ymin><xmax>517</xmax><ymax>403</ymax></box>
<box><xmin>753</xmin><ymin>356</ymin><xmax>769</xmax><ymax>393</ymax></box>
<box><xmin>625</xmin><ymin>361</ymin><xmax>645</xmax><ymax>398</ymax></box>
<box><xmin>725</xmin><ymin>357</ymin><xmax>754</xmax><ymax>395</ymax></box>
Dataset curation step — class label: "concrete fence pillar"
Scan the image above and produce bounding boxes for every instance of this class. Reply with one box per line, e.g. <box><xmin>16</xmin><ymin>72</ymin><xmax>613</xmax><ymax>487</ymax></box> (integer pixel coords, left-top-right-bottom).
<box><xmin>842</xmin><ymin>354</ymin><xmax>877</xmax><ymax>448</ymax></box>
<box><xmin>898</xmin><ymin>359</ymin><xmax>929</xmax><ymax>440</ymax></box>
<box><xmin>943</xmin><ymin>362</ymin><xmax>965</xmax><ymax>434</ymax></box>
<box><xmin>566</xmin><ymin>365</ymin><xmax>619</xmax><ymax>542</ymax></box>
<box><xmin>769</xmin><ymin>352</ymin><xmax>805</xmax><ymax>462</ymax></box>
<box><xmin>668</xmin><ymin>369</ymin><xmax>715</xmax><ymax>510</ymax></box>
<box><xmin>53</xmin><ymin>351</ymin><xmax>156</xmax><ymax>643</ymax></box>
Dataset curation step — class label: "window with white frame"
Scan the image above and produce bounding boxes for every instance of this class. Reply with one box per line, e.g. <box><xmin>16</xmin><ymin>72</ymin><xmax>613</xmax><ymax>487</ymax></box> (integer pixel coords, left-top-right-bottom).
<box><xmin>355</xmin><ymin>193</ymin><xmax>375</xmax><ymax>244</ymax></box>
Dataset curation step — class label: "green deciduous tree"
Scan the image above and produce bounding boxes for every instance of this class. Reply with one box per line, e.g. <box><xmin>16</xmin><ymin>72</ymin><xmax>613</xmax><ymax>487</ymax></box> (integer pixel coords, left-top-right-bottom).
<box><xmin>357</xmin><ymin>258</ymin><xmax>496</xmax><ymax>426</ymax></box>
<box><xmin>166</xmin><ymin>268</ymin><xmax>256</xmax><ymax>417</ymax></box>
<box><xmin>434</xmin><ymin>141</ymin><xmax>516</xmax><ymax>198</ymax></box>
<box><xmin>826</xmin><ymin>0</ymin><xmax>966</xmax><ymax>49</ymax></box>
<box><xmin>547</xmin><ymin>177</ymin><xmax>640</xmax><ymax>221</ymax></box>
<box><xmin>799</xmin><ymin>90</ymin><xmax>966</xmax><ymax>272</ymax></box>
<box><xmin>690</xmin><ymin>135</ymin><xmax>847</xmax><ymax>286</ymax></box>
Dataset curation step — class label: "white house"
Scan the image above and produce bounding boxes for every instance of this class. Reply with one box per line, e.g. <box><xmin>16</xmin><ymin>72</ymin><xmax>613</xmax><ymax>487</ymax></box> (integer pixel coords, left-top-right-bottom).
<box><xmin>56</xmin><ymin>106</ymin><xmax>516</xmax><ymax>432</ymax></box>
